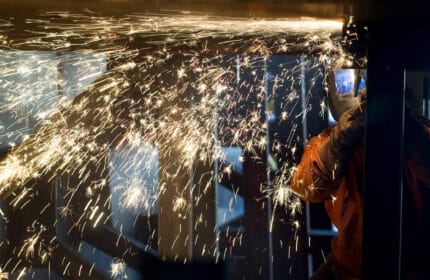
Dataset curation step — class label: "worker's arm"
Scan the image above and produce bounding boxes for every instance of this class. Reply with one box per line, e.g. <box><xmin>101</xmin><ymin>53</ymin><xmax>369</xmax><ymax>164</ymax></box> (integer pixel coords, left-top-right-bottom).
<box><xmin>405</xmin><ymin>113</ymin><xmax>430</xmax><ymax>185</ymax></box>
<box><xmin>290</xmin><ymin>103</ymin><xmax>365</xmax><ymax>202</ymax></box>
<box><xmin>290</xmin><ymin>129</ymin><xmax>341</xmax><ymax>202</ymax></box>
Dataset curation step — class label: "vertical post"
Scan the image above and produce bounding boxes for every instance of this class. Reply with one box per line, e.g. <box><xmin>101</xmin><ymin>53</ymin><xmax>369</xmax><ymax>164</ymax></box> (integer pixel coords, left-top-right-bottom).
<box><xmin>362</xmin><ymin>22</ymin><xmax>405</xmax><ymax>280</ymax></box>
<box><xmin>263</xmin><ymin>57</ymin><xmax>274</xmax><ymax>280</ymax></box>
<box><xmin>158</xmin><ymin>148</ymin><xmax>193</xmax><ymax>261</ymax></box>
<box><xmin>242</xmin><ymin>153</ymin><xmax>271</xmax><ymax>278</ymax></box>
<box><xmin>423</xmin><ymin>77</ymin><xmax>429</xmax><ymax>118</ymax></box>
<box><xmin>0</xmin><ymin>202</ymin><xmax>6</xmax><ymax>267</ymax></box>
<box><xmin>239</xmin><ymin>55</ymin><xmax>271</xmax><ymax>279</ymax></box>
<box><xmin>157</xmin><ymin>55</ymin><xmax>216</xmax><ymax>263</ymax></box>
<box><xmin>191</xmin><ymin>159</ymin><xmax>217</xmax><ymax>261</ymax></box>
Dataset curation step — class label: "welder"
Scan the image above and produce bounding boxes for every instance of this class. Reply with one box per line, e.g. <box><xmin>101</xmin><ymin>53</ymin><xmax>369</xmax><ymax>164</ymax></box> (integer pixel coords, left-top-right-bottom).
<box><xmin>290</xmin><ymin>69</ymin><xmax>430</xmax><ymax>279</ymax></box>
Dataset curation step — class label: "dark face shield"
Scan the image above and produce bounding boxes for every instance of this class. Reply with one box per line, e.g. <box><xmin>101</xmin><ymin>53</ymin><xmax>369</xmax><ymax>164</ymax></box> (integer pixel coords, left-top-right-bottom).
<box><xmin>327</xmin><ymin>68</ymin><xmax>367</xmax><ymax>121</ymax></box>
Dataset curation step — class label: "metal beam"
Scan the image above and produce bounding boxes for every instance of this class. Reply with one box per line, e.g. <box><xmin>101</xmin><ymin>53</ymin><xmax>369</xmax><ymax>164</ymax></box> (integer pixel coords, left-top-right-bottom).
<box><xmin>0</xmin><ymin>0</ymin><xmax>351</xmax><ymax>19</ymax></box>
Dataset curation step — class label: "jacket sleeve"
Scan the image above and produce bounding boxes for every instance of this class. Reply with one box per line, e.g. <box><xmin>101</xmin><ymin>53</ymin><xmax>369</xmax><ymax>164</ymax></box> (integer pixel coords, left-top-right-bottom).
<box><xmin>405</xmin><ymin>115</ymin><xmax>430</xmax><ymax>185</ymax></box>
<box><xmin>289</xmin><ymin>128</ymin><xmax>342</xmax><ymax>202</ymax></box>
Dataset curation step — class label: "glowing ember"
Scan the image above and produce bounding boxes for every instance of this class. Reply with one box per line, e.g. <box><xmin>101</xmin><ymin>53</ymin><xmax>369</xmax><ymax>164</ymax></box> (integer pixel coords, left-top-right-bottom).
<box><xmin>110</xmin><ymin>259</ymin><xmax>128</xmax><ymax>280</ymax></box>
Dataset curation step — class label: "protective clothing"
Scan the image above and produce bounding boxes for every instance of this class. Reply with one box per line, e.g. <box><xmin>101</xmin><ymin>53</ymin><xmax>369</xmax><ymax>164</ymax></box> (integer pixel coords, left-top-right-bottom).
<box><xmin>318</xmin><ymin>104</ymin><xmax>365</xmax><ymax>182</ymax></box>
<box><xmin>290</xmin><ymin>108</ymin><xmax>430</xmax><ymax>279</ymax></box>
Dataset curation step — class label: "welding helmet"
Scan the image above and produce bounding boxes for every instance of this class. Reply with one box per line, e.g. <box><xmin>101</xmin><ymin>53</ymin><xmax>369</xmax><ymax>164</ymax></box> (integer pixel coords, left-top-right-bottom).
<box><xmin>327</xmin><ymin>68</ymin><xmax>367</xmax><ymax>121</ymax></box>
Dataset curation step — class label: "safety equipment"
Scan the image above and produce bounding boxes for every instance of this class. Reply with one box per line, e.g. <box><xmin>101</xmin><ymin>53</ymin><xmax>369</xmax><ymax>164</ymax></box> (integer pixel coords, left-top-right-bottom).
<box><xmin>318</xmin><ymin>103</ymin><xmax>365</xmax><ymax>181</ymax></box>
<box><xmin>327</xmin><ymin>69</ymin><xmax>367</xmax><ymax>122</ymax></box>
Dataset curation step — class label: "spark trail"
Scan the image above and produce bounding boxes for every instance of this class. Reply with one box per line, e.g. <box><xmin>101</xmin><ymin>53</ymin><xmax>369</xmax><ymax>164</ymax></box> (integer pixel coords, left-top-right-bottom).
<box><xmin>0</xmin><ymin>11</ymin><xmax>344</xmax><ymax>278</ymax></box>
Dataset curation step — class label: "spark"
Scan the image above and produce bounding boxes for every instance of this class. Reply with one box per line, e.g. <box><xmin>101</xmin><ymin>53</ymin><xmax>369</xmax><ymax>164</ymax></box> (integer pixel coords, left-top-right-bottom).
<box><xmin>173</xmin><ymin>197</ymin><xmax>188</xmax><ymax>214</ymax></box>
<box><xmin>177</xmin><ymin>68</ymin><xmax>186</xmax><ymax>79</ymax></box>
<box><xmin>118</xmin><ymin>179</ymin><xmax>152</xmax><ymax>211</ymax></box>
<box><xmin>0</xmin><ymin>10</ymin><xmax>346</xmax><ymax>275</ymax></box>
<box><xmin>223</xmin><ymin>165</ymin><xmax>232</xmax><ymax>176</ymax></box>
<box><xmin>0</xmin><ymin>267</ymin><xmax>8</xmax><ymax>280</ymax></box>
<box><xmin>274</xmin><ymin>187</ymin><xmax>291</xmax><ymax>207</ymax></box>
<box><xmin>16</xmin><ymin>268</ymin><xmax>26</xmax><ymax>280</ymax></box>
<box><xmin>93</xmin><ymin>211</ymin><xmax>104</xmax><ymax>228</ymax></box>
<box><xmin>110</xmin><ymin>259</ymin><xmax>128</xmax><ymax>280</ymax></box>
<box><xmin>319</xmin><ymin>100</ymin><xmax>327</xmax><ymax>117</ymax></box>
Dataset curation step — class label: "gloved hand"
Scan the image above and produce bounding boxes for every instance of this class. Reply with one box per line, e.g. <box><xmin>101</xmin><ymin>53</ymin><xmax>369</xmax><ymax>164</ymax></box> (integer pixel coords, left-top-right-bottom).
<box><xmin>333</xmin><ymin>102</ymin><xmax>366</xmax><ymax>148</ymax></box>
<box><xmin>318</xmin><ymin>103</ymin><xmax>366</xmax><ymax>181</ymax></box>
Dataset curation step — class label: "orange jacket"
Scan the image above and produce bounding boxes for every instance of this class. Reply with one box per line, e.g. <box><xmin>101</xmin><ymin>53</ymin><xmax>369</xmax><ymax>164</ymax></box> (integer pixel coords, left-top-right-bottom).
<box><xmin>290</xmin><ymin>122</ymin><xmax>430</xmax><ymax>279</ymax></box>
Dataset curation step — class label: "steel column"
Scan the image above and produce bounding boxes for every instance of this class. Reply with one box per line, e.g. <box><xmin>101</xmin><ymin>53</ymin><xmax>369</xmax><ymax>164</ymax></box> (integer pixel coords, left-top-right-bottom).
<box><xmin>362</xmin><ymin>22</ymin><xmax>405</xmax><ymax>280</ymax></box>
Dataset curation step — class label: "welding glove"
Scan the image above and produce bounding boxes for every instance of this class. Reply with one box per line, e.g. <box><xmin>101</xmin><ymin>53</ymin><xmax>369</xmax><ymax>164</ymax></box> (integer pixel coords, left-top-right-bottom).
<box><xmin>318</xmin><ymin>103</ymin><xmax>365</xmax><ymax>181</ymax></box>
